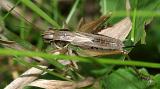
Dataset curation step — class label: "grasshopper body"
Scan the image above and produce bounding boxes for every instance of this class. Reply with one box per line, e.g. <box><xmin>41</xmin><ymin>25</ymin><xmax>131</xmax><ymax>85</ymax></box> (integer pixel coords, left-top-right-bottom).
<box><xmin>42</xmin><ymin>30</ymin><xmax>124</xmax><ymax>53</ymax></box>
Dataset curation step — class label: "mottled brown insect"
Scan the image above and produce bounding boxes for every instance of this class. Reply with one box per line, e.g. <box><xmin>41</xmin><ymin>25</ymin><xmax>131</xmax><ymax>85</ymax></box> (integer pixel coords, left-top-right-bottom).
<box><xmin>42</xmin><ymin>29</ymin><xmax>124</xmax><ymax>54</ymax></box>
<box><xmin>42</xmin><ymin>15</ymin><xmax>131</xmax><ymax>56</ymax></box>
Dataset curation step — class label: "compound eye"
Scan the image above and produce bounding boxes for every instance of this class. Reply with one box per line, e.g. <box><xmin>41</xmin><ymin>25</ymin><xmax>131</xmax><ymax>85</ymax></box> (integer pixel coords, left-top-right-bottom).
<box><xmin>43</xmin><ymin>34</ymin><xmax>54</xmax><ymax>40</ymax></box>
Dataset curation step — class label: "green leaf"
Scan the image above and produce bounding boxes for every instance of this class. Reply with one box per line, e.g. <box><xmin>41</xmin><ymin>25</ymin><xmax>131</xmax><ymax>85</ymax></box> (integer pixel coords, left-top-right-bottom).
<box><xmin>153</xmin><ymin>74</ymin><xmax>160</xmax><ymax>89</ymax></box>
<box><xmin>100</xmin><ymin>68</ymin><xmax>149</xmax><ymax>89</ymax></box>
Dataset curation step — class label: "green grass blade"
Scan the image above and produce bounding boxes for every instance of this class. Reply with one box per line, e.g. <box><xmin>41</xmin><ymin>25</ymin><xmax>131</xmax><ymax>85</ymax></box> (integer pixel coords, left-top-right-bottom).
<box><xmin>20</xmin><ymin>8</ymin><xmax>26</xmax><ymax>40</ymax></box>
<box><xmin>2</xmin><ymin>0</ymin><xmax>21</xmax><ymax>21</ymax></box>
<box><xmin>131</xmin><ymin>0</ymin><xmax>138</xmax><ymax>43</ymax></box>
<box><xmin>3</xmin><ymin>28</ymin><xmax>34</xmax><ymax>50</ymax></box>
<box><xmin>51</xmin><ymin>0</ymin><xmax>59</xmax><ymax>21</ymax></box>
<box><xmin>65</xmin><ymin>0</ymin><xmax>80</xmax><ymax>24</ymax></box>
<box><xmin>21</xmin><ymin>0</ymin><xmax>60</xmax><ymax>28</ymax></box>
<box><xmin>0</xmin><ymin>48</ymin><xmax>160</xmax><ymax>68</ymax></box>
<box><xmin>100</xmin><ymin>0</ymin><xmax>107</xmax><ymax>15</ymax></box>
<box><xmin>108</xmin><ymin>10</ymin><xmax>160</xmax><ymax>17</ymax></box>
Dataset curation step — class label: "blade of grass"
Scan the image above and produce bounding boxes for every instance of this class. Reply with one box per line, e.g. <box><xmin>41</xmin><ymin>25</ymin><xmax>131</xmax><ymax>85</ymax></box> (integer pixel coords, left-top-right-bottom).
<box><xmin>101</xmin><ymin>0</ymin><xmax>107</xmax><ymax>15</ymax></box>
<box><xmin>3</xmin><ymin>28</ymin><xmax>34</xmax><ymax>50</ymax></box>
<box><xmin>131</xmin><ymin>0</ymin><xmax>138</xmax><ymax>43</ymax></box>
<box><xmin>51</xmin><ymin>0</ymin><xmax>60</xmax><ymax>21</ymax></box>
<box><xmin>44</xmin><ymin>56</ymin><xmax>65</xmax><ymax>70</ymax></box>
<box><xmin>110</xmin><ymin>10</ymin><xmax>160</xmax><ymax>17</ymax></box>
<box><xmin>0</xmin><ymin>48</ymin><xmax>160</xmax><ymax>68</ymax></box>
<box><xmin>20</xmin><ymin>6</ymin><xmax>26</xmax><ymax>40</ymax></box>
<box><xmin>37</xmin><ymin>37</ymin><xmax>43</xmax><ymax>49</ymax></box>
<box><xmin>0</xmin><ymin>15</ymin><xmax>34</xmax><ymax>50</ymax></box>
<box><xmin>65</xmin><ymin>0</ymin><xmax>80</xmax><ymax>24</ymax></box>
<box><xmin>2</xmin><ymin>0</ymin><xmax>21</xmax><ymax>21</ymax></box>
<box><xmin>21</xmin><ymin>0</ymin><xmax>60</xmax><ymax>28</ymax></box>
<box><xmin>20</xmin><ymin>18</ymin><xmax>25</xmax><ymax>40</ymax></box>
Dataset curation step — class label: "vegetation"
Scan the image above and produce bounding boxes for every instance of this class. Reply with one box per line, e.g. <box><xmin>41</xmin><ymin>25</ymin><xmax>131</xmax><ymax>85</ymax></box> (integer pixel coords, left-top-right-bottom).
<box><xmin>0</xmin><ymin>0</ymin><xmax>160</xmax><ymax>89</ymax></box>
